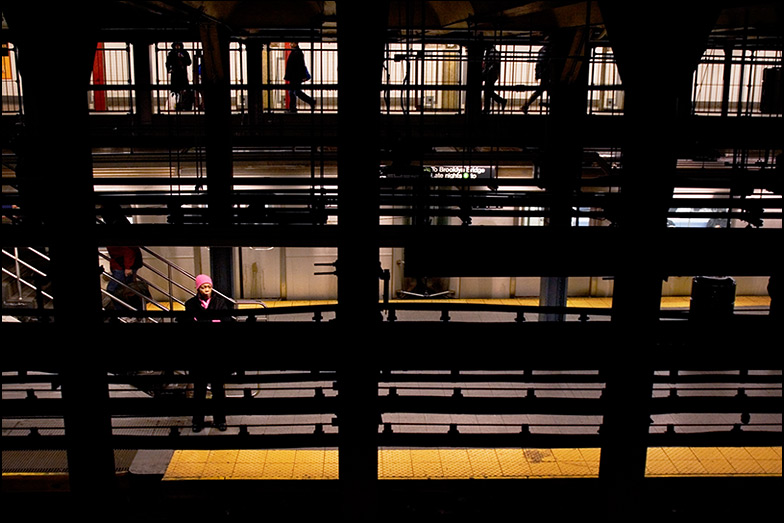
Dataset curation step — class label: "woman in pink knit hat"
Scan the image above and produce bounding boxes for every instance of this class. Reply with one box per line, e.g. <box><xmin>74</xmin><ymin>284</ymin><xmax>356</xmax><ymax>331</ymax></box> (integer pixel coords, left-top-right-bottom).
<box><xmin>180</xmin><ymin>274</ymin><xmax>233</xmax><ymax>432</ymax></box>
<box><xmin>181</xmin><ymin>274</ymin><xmax>233</xmax><ymax>323</ymax></box>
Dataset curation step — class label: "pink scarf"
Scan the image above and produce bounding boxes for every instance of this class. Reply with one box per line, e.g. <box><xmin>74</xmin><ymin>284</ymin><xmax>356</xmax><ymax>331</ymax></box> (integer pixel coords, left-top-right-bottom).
<box><xmin>200</xmin><ymin>297</ymin><xmax>219</xmax><ymax>322</ymax></box>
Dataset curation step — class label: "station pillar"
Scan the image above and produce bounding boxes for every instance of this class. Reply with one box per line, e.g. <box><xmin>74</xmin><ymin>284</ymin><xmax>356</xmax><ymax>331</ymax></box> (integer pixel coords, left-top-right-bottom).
<box><xmin>336</xmin><ymin>3</ymin><xmax>389</xmax><ymax>520</ymax></box>
<box><xmin>199</xmin><ymin>22</ymin><xmax>235</xmax><ymax>295</ymax></box>
<box><xmin>598</xmin><ymin>2</ymin><xmax>720</xmax><ymax>519</ymax></box>
<box><xmin>5</xmin><ymin>3</ymin><xmax>119</xmax><ymax>508</ymax></box>
<box><xmin>537</xmin><ymin>26</ymin><xmax>589</xmax><ymax>321</ymax></box>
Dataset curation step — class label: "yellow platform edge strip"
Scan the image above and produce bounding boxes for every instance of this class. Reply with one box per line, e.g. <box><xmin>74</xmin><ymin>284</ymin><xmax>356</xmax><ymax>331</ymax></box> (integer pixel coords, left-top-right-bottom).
<box><xmin>154</xmin><ymin>296</ymin><xmax>772</xmax><ymax>312</ymax></box>
<box><xmin>161</xmin><ymin>447</ymin><xmax>782</xmax><ymax>481</ymax></box>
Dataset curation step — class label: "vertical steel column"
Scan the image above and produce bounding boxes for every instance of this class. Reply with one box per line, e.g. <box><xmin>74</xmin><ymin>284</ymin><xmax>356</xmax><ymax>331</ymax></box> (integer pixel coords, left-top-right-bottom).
<box><xmin>200</xmin><ymin>23</ymin><xmax>235</xmax><ymax>295</ymax></box>
<box><xmin>336</xmin><ymin>2</ymin><xmax>389</xmax><ymax>520</ymax></box>
<box><xmin>598</xmin><ymin>2</ymin><xmax>720</xmax><ymax>519</ymax></box>
<box><xmin>132</xmin><ymin>37</ymin><xmax>154</xmax><ymax>126</ymax></box>
<box><xmin>5</xmin><ymin>4</ymin><xmax>117</xmax><ymax>506</ymax></box>
<box><xmin>246</xmin><ymin>40</ymin><xmax>265</xmax><ymax>127</ymax></box>
<box><xmin>538</xmin><ymin>27</ymin><xmax>589</xmax><ymax>321</ymax></box>
<box><xmin>465</xmin><ymin>37</ymin><xmax>484</xmax><ymax>118</ymax></box>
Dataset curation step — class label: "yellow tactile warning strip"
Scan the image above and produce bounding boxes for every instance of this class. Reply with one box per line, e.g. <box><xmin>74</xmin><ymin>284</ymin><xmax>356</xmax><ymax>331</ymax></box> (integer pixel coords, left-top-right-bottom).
<box><xmin>162</xmin><ymin>447</ymin><xmax>781</xmax><ymax>481</ymax></box>
<box><xmin>379</xmin><ymin>448</ymin><xmax>602</xmax><ymax>480</ymax></box>
<box><xmin>164</xmin><ymin>449</ymin><xmax>338</xmax><ymax>480</ymax></box>
<box><xmin>645</xmin><ymin>446</ymin><xmax>782</xmax><ymax>477</ymax></box>
<box><xmin>153</xmin><ymin>296</ymin><xmax>771</xmax><ymax>311</ymax></box>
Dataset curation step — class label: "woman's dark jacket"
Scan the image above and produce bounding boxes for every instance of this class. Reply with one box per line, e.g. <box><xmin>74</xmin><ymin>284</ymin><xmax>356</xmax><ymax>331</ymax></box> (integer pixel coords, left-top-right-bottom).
<box><xmin>180</xmin><ymin>294</ymin><xmax>235</xmax><ymax>322</ymax></box>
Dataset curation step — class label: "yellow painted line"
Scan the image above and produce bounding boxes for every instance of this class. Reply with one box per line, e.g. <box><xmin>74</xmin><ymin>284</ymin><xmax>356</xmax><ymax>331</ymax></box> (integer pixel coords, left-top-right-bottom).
<box><xmin>2</xmin><ymin>472</ymin><xmax>70</xmax><ymax>477</ymax></box>
<box><xmin>5</xmin><ymin>446</ymin><xmax>778</xmax><ymax>481</ymax></box>
<box><xmin>645</xmin><ymin>446</ymin><xmax>782</xmax><ymax>477</ymax></box>
<box><xmin>161</xmin><ymin>447</ymin><xmax>781</xmax><ymax>481</ymax></box>
<box><xmin>151</xmin><ymin>296</ymin><xmax>770</xmax><ymax>312</ymax></box>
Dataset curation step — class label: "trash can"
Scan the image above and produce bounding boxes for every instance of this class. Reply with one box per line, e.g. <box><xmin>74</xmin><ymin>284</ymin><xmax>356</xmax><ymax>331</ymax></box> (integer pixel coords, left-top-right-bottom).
<box><xmin>690</xmin><ymin>276</ymin><xmax>736</xmax><ymax>320</ymax></box>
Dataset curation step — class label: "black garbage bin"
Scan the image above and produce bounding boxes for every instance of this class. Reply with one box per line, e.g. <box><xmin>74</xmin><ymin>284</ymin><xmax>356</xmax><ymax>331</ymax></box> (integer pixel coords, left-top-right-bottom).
<box><xmin>690</xmin><ymin>276</ymin><xmax>736</xmax><ymax>320</ymax></box>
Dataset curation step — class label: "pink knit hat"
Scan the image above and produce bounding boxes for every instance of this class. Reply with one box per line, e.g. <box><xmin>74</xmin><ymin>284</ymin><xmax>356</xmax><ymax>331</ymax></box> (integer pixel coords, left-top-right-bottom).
<box><xmin>195</xmin><ymin>274</ymin><xmax>212</xmax><ymax>289</ymax></box>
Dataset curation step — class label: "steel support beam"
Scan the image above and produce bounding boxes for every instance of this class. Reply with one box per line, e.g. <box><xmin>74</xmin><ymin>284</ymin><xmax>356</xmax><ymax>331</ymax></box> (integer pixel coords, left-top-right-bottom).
<box><xmin>199</xmin><ymin>22</ymin><xmax>235</xmax><ymax>295</ymax></box>
<box><xmin>598</xmin><ymin>2</ymin><xmax>722</xmax><ymax>520</ymax></box>
<box><xmin>335</xmin><ymin>3</ymin><xmax>389</xmax><ymax>521</ymax></box>
<box><xmin>537</xmin><ymin>25</ymin><xmax>590</xmax><ymax>320</ymax></box>
<box><xmin>4</xmin><ymin>3</ymin><xmax>117</xmax><ymax>506</ymax></box>
<box><xmin>132</xmin><ymin>37</ymin><xmax>154</xmax><ymax>126</ymax></box>
<box><xmin>245</xmin><ymin>39</ymin><xmax>265</xmax><ymax>127</ymax></box>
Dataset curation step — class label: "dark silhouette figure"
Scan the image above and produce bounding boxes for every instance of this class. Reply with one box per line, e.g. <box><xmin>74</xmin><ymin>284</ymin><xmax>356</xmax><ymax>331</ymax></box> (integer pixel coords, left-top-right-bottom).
<box><xmin>482</xmin><ymin>45</ymin><xmax>507</xmax><ymax>113</ymax></box>
<box><xmin>166</xmin><ymin>42</ymin><xmax>192</xmax><ymax>110</ymax></box>
<box><xmin>100</xmin><ymin>204</ymin><xmax>144</xmax><ymax>307</ymax></box>
<box><xmin>284</xmin><ymin>42</ymin><xmax>315</xmax><ymax>112</ymax></box>
<box><xmin>522</xmin><ymin>41</ymin><xmax>551</xmax><ymax>114</ymax></box>
<box><xmin>179</xmin><ymin>274</ymin><xmax>234</xmax><ymax>431</ymax></box>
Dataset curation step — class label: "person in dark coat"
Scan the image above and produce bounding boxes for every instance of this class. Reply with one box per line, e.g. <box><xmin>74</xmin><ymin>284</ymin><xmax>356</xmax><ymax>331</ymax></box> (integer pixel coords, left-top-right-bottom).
<box><xmin>522</xmin><ymin>40</ymin><xmax>551</xmax><ymax>114</ymax></box>
<box><xmin>182</xmin><ymin>274</ymin><xmax>233</xmax><ymax>322</ymax></box>
<box><xmin>101</xmin><ymin>204</ymin><xmax>144</xmax><ymax>299</ymax></box>
<box><xmin>107</xmin><ymin>245</ymin><xmax>143</xmax><ymax>295</ymax></box>
<box><xmin>180</xmin><ymin>274</ymin><xmax>233</xmax><ymax>432</ymax></box>
<box><xmin>482</xmin><ymin>44</ymin><xmax>507</xmax><ymax>113</ymax></box>
<box><xmin>284</xmin><ymin>42</ymin><xmax>315</xmax><ymax>112</ymax></box>
<box><xmin>166</xmin><ymin>42</ymin><xmax>192</xmax><ymax>110</ymax></box>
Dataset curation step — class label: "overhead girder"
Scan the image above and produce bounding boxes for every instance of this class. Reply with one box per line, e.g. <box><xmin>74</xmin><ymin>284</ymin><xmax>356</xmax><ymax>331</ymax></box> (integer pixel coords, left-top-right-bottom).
<box><xmin>6</xmin><ymin>1</ymin><xmax>779</xmax><ymax>47</ymax></box>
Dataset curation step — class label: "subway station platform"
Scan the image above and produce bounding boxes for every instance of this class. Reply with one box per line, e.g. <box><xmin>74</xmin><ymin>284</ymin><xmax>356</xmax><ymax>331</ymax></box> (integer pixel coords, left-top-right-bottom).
<box><xmin>3</xmin><ymin>296</ymin><xmax>779</xmax><ymax>521</ymax></box>
<box><xmin>160</xmin><ymin>446</ymin><xmax>781</xmax><ymax>481</ymax></box>
<box><xmin>4</xmin><ymin>446</ymin><xmax>780</xmax><ymax>482</ymax></box>
<box><xmin>3</xmin><ymin>446</ymin><xmax>781</xmax><ymax>522</ymax></box>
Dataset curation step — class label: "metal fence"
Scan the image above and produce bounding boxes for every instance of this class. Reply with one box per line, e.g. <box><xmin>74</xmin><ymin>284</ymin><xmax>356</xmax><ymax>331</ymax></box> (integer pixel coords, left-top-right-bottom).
<box><xmin>1</xmin><ymin>41</ymin><xmax>780</xmax><ymax>116</ymax></box>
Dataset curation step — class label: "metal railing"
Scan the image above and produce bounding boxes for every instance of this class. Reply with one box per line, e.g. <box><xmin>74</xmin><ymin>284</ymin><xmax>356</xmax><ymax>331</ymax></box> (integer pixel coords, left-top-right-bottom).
<box><xmin>1</xmin><ymin>247</ymin><xmax>53</xmax><ymax>306</ymax></box>
<box><xmin>3</xmin><ymin>37</ymin><xmax>781</xmax><ymax>118</ymax></box>
<box><xmin>1</xmin><ymin>365</ymin><xmax>780</xmax><ymax>450</ymax></box>
<box><xmin>1</xmin><ymin>242</ymin><xmax>264</xmax><ymax>322</ymax></box>
<box><xmin>98</xmin><ymin>245</ymin><xmax>262</xmax><ymax>322</ymax></box>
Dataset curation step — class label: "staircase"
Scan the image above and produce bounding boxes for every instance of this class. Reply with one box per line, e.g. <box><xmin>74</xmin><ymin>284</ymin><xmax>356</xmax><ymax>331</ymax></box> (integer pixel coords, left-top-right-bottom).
<box><xmin>2</xmin><ymin>245</ymin><xmax>250</xmax><ymax>323</ymax></box>
<box><xmin>2</xmin><ymin>246</ymin><xmax>52</xmax><ymax>321</ymax></box>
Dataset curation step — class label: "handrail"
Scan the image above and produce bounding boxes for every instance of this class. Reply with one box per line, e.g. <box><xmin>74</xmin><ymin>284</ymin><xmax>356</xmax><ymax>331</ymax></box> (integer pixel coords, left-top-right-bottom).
<box><xmin>1</xmin><ymin>267</ymin><xmax>54</xmax><ymax>302</ymax></box>
<box><xmin>137</xmin><ymin>245</ymin><xmax>240</xmax><ymax>306</ymax></box>
<box><xmin>2</xmin><ymin>239</ymin><xmax>267</xmax><ymax>321</ymax></box>
<box><xmin>1</xmin><ymin>247</ymin><xmax>53</xmax><ymax>304</ymax></box>
<box><xmin>1</xmin><ymin>248</ymin><xmax>49</xmax><ymax>279</ymax></box>
<box><xmin>2</xmin><ymin>366</ymin><xmax>779</xmax><ymax>453</ymax></box>
<box><xmin>98</xmin><ymin>250</ymin><xmax>187</xmax><ymax>311</ymax></box>
<box><xmin>100</xmin><ymin>270</ymin><xmax>167</xmax><ymax>322</ymax></box>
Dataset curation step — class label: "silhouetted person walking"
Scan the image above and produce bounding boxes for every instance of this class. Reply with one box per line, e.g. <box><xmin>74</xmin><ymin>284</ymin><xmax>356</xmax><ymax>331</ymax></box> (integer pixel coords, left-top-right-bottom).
<box><xmin>482</xmin><ymin>45</ymin><xmax>507</xmax><ymax>113</ymax></box>
<box><xmin>285</xmin><ymin>42</ymin><xmax>315</xmax><ymax>112</ymax></box>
